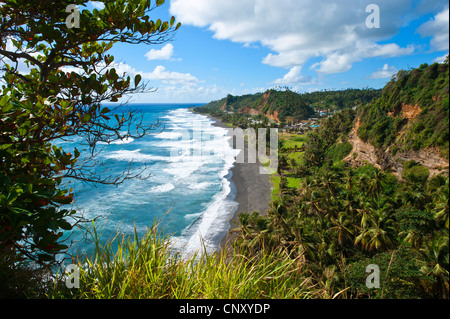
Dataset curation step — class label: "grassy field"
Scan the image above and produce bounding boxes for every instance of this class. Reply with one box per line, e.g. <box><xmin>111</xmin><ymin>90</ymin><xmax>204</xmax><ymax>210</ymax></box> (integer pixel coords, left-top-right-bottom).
<box><xmin>269</xmin><ymin>132</ymin><xmax>307</xmax><ymax>199</ymax></box>
<box><xmin>279</xmin><ymin>132</ymin><xmax>306</xmax><ymax>149</ymax></box>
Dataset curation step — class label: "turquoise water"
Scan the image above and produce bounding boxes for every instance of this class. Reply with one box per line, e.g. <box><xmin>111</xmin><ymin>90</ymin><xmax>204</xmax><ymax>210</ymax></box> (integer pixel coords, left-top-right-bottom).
<box><xmin>59</xmin><ymin>104</ymin><xmax>239</xmax><ymax>258</ymax></box>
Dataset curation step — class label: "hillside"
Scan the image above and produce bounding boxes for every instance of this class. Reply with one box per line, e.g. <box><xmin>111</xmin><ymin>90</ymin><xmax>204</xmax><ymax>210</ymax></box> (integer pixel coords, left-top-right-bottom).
<box><xmin>195</xmin><ymin>88</ymin><xmax>382</xmax><ymax>127</ymax></box>
<box><xmin>347</xmin><ymin>58</ymin><xmax>449</xmax><ymax>178</ymax></box>
<box><xmin>357</xmin><ymin>59</ymin><xmax>449</xmax><ymax>158</ymax></box>
<box><xmin>196</xmin><ymin>89</ymin><xmax>315</xmax><ymax>123</ymax></box>
<box><xmin>237</xmin><ymin>59</ymin><xmax>449</xmax><ymax>299</ymax></box>
<box><xmin>301</xmin><ymin>88</ymin><xmax>382</xmax><ymax>110</ymax></box>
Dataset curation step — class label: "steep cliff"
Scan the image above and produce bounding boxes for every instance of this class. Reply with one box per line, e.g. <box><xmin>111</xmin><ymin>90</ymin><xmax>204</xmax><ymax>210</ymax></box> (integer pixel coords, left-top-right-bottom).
<box><xmin>345</xmin><ymin>58</ymin><xmax>449</xmax><ymax>179</ymax></box>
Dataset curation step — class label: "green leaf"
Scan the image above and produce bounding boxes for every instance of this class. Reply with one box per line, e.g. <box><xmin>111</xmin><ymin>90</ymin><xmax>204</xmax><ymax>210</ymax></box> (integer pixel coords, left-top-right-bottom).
<box><xmin>105</xmin><ymin>42</ymin><xmax>113</xmax><ymax>51</ymax></box>
<box><xmin>0</xmin><ymin>144</ymin><xmax>13</xmax><ymax>150</ymax></box>
<box><xmin>53</xmin><ymin>195</ymin><xmax>73</xmax><ymax>205</ymax></box>
<box><xmin>135</xmin><ymin>74</ymin><xmax>142</xmax><ymax>87</ymax></box>
<box><xmin>0</xmin><ymin>95</ymin><xmax>10</xmax><ymax>107</ymax></box>
<box><xmin>83</xmin><ymin>113</ymin><xmax>92</xmax><ymax>122</ymax></box>
<box><xmin>11</xmin><ymin>207</ymin><xmax>33</xmax><ymax>217</ymax></box>
<box><xmin>155</xmin><ymin>19</ymin><xmax>161</xmax><ymax>30</ymax></box>
<box><xmin>48</xmin><ymin>75</ymin><xmax>59</xmax><ymax>84</ymax></box>
<box><xmin>161</xmin><ymin>21</ymin><xmax>169</xmax><ymax>32</ymax></box>
<box><xmin>57</xmin><ymin>220</ymin><xmax>73</xmax><ymax>231</ymax></box>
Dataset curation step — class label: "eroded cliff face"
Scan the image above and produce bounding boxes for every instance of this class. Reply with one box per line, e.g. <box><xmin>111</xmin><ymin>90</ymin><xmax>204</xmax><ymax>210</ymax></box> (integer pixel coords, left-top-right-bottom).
<box><xmin>388</xmin><ymin>103</ymin><xmax>422</xmax><ymax>120</ymax></box>
<box><xmin>236</xmin><ymin>91</ymin><xmax>281</xmax><ymax>123</ymax></box>
<box><xmin>344</xmin><ymin>116</ymin><xmax>449</xmax><ymax>180</ymax></box>
<box><xmin>391</xmin><ymin>148</ymin><xmax>449</xmax><ymax>179</ymax></box>
<box><xmin>345</xmin><ymin>117</ymin><xmax>382</xmax><ymax>170</ymax></box>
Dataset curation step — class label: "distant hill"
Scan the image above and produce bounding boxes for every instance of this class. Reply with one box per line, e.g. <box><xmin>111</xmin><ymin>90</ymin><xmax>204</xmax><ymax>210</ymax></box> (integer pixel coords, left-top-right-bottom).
<box><xmin>196</xmin><ymin>89</ymin><xmax>315</xmax><ymax>123</ymax></box>
<box><xmin>195</xmin><ymin>88</ymin><xmax>381</xmax><ymax>124</ymax></box>
<box><xmin>301</xmin><ymin>88</ymin><xmax>381</xmax><ymax>110</ymax></box>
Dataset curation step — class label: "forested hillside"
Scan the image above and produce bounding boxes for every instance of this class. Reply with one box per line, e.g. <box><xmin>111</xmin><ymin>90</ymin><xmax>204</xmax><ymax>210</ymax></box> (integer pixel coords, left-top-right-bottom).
<box><xmin>302</xmin><ymin>88</ymin><xmax>381</xmax><ymax>110</ymax></box>
<box><xmin>196</xmin><ymin>89</ymin><xmax>315</xmax><ymax>123</ymax></box>
<box><xmin>195</xmin><ymin>88</ymin><xmax>381</xmax><ymax>124</ymax></box>
<box><xmin>235</xmin><ymin>60</ymin><xmax>449</xmax><ymax>299</ymax></box>
<box><xmin>358</xmin><ymin>58</ymin><xmax>449</xmax><ymax>160</ymax></box>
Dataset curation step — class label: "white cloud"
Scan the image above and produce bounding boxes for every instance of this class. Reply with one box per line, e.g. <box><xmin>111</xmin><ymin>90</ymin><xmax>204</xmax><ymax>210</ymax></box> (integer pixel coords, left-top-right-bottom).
<box><xmin>313</xmin><ymin>42</ymin><xmax>414</xmax><ymax>74</ymax></box>
<box><xmin>63</xmin><ymin>61</ymin><xmax>214</xmax><ymax>102</ymax></box>
<box><xmin>417</xmin><ymin>7</ymin><xmax>449</xmax><ymax>51</ymax></box>
<box><xmin>368</xmin><ymin>64</ymin><xmax>398</xmax><ymax>79</ymax></box>
<box><xmin>433</xmin><ymin>53</ymin><xmax>449</xmax><ymax>63</ymax></box>
<box><xmin>170</xmin><ymin>0</ymin><xmax>426</xmax><ymax>74</ymax></box>
<box><xmin>273</xmin><ymin>66</ymin><xmax>314</xmax><ymax>85</ymax></box>
<box><xmin>63</xmin><ymin>61</ymin><xmax>200</xmax><ymax>85</ymax></box>
<box><xmin>140</xmin><ymin>83</ymin><xmax>228</xmax><ymax>103</ymax></box>
<box><xmin>90</xmin><ymin>1</ymin><xmax>105</xmax><ymax>10</ymax></box>
<box><xmin>145</xmin><ymin>44</ymin><xmax>175</xmax><ymax>61</ymax></box>
<box><xmin>114</xmin><ymin>63</ymin><xmax>199</xmax><ymax>85</ymax></box>
<box><xmin>144</xmin><ymin>65</ymin><xmax>199</xmax><ymax>84</ymax></box>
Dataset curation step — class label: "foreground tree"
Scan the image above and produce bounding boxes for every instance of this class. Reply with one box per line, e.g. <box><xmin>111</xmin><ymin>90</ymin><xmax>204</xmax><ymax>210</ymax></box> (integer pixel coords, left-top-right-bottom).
<box><xmin>0</xmin><ymin>0</ymin><xmax>180</xmax><ymax>268</ymax></box>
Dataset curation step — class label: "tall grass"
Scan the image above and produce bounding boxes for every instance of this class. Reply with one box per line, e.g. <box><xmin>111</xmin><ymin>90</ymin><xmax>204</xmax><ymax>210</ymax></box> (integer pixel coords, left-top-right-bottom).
<box><xmin>49</xmin><ymin>222</ymin><xmax>319</xmax><ymax>299</ymax></box>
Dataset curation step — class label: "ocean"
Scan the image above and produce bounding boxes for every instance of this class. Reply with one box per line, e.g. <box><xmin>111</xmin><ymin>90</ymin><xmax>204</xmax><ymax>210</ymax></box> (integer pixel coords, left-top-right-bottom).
<box><xmin>59</xmin><ymin>104</ymin><xmax>240</xmax><ymax>258</ymax></box>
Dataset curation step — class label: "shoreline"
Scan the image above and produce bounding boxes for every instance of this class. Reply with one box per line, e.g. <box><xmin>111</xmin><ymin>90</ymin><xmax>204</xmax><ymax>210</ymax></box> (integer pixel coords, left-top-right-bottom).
<box><xmin>206</xmin><ymin>115</ymin><xmax>272</xmax><ymax>251</ymax></box>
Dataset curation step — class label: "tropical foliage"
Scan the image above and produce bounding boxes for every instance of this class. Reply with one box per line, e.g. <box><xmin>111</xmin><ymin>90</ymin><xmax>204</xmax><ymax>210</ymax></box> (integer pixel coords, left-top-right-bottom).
<box><xmin>0</xmin><ymin>0</ymin><xmax>180</xmax><ymax>295</ymax></box>
<box><xmin>238</xmin><ymin>141</ymin><xmax>448</xmax><ymax>298</ymax></box>
<box><xmin>235</xmin><ymin>60</ymin><xmax>449</xmax><ymax>298</ymax></box>
<box><xmin>358</xmin><ymin>59</ymin><xmax>449</xmax><ymax>158</ymax></box>
<box><xmin>48</xmin><ymin>222</ymin><xmax>318</xmax><ymax>299</ymax></box>
<box><xmin>195</xmin><ymin>88</ymin><xmax>381</xmax><ymax>126</ymax></box>
<box><xmin>196</xmin><ymin>89</ymin><xmax>315</xmax><ymax>124</ymax></box>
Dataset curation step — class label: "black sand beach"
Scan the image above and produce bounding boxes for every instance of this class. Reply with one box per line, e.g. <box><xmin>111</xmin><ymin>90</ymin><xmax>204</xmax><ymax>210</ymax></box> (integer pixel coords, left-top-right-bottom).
<box><xmin>208</xmin><ymin>116</ymin><xmax>272</xmax><ymax>249</ymax></box>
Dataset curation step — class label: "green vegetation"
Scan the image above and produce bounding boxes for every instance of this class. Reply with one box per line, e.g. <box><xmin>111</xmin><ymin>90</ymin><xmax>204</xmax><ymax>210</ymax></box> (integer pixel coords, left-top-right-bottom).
<box><xmin>195</xmin><ymin>89</ymin><xmax>316</xmax><ymax>126</ymax></box>
<box><xmin>240</xmin><ymin>133</ymin><xmax>448</xmax><ymax>299</ymax></box>
<box><xmin>1</xmin><ymin>0</ymin><xmax>448</xmax><ymax>299</ymax></box>
<box><xmin>324</xmin><ymin>141</ymin><xmax>353</xmax><ymax>164</ymax></box>
<box><xmin>1</xmin><ymin>0</ymin><xmax>180</xmax><ymax>297</ymax></box>
<box><xmin>195</xmin><ymin>88</ymin><xmax>381</xmax><ymax>128</ymax></box>
<box><xmin>358</xmin><ymin>59</ymin><xmax>449</xmax><ymax>158</ymax></box>
<box><xmin>402</xmin><ymin>160</ymin><xmax>430</xmax><ymax>185</ymax></box>
<box><xmin>301</xmin><ymin>88</ymin><xmax>382</xmax><ymax>110</ymax></box>
<box><xmin>237</xmin><ymin>63</ymin><xmax>449</xmax><ymax>297</ymax></box>
<box><xmin>303</xmin><ymin>109</ymin><xmax>356</xmax><ymax>167</ymax></box>
<box><xmin>49</xmin><ymin>223</ymin><xmax>318</xmax><ymax>299</ymax></box>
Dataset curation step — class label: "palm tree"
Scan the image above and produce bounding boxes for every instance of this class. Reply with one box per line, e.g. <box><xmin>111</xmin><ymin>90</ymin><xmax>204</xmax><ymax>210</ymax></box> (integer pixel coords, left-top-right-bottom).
<box><xmin>355</xmin><ymin>206</ymin><xmax>396</xmax><ymax>253</ymax></box>
<box><xmin>304</xmin><ymin>189</ymin><xmax>327</xmax><ymax>217</ymax></box>
<box><xmin>419</xmin><ymin>232</ymin><xmax>449</xmax><ymax>298</ymax></box>
<box><xmin>433</xmin><ymin>179</ymin><xmax>449</xmax><ymax>230</ymax></box>
<box><xmin>319</xmin><ymin>171</ymin><xmax>339</xmax><ymax>199</ymax></box>
<box><xmin>329</xmin><ymin>211</ymin><xmax>355</xmax><ymax>247</ymax></box>
<box><xmin>357</xmin><ymin>173</ymin><xmax>371</xmax><ymax>197</ymax></box>
<box><xmin>341</xmin><ymin>170</ymin><xmax>355</xmax><ymax>192</ymax></box>
<box><xmin>367</xmin><ymin>169</ymin><xmax>386</xmax><ymax>199</ymax></box>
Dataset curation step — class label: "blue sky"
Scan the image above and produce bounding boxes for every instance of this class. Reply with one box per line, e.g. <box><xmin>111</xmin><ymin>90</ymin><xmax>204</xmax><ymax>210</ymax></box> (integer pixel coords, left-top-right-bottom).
<box><xmin>93</xmin><ymin>0</ymin><xmax>449</xmax><ymax>103</ymax></box>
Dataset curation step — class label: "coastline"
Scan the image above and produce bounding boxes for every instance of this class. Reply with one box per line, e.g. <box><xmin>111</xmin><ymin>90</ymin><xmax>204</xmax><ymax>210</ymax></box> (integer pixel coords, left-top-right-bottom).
<box><xmin>206</xmin><ymin>115</ymin><xmax>272</xmax><ymax>250</ymax></box>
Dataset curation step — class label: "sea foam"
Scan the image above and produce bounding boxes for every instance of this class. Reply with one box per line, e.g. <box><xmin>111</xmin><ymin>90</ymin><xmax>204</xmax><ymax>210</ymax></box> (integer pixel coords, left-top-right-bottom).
<box><xmin>64</xmin><ymin>105</ymin><xmax>239</xmax><ymax>259</ymax></box>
